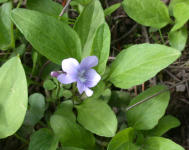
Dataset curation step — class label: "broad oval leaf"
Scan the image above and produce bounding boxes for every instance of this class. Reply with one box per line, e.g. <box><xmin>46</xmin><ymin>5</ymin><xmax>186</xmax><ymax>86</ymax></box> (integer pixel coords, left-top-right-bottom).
<box><xmin>72</xmin><ymin>0</ymin><xmax>91</xmax><ymax>6</ymax></box>
<box><xmin>145</xmin><ymin>115</ymin><xmax>180</xmax><ymax>136</ymax></box>
<box><xmin>169</xmin><ymin>0</ymin><xmax>188</xmax><ymax>15</ymax></box>
<box><xmin>122</xmin><ymin>0</ymin><xmax>171</xmax><ymax>29</ymax></box>
<box><xmin>0</xmin><ymin>56</ymin><xmax>28</xmax><ymax>139</ymax></box>
<box><xmin>92</xmin><ymin>23</ymin><xmax>110</xmax><ymax>75</ymax></box>
<box><xmin>143</xmin><ymin>137</ymin><xmax>184</xmax><ymax>150</ymax></box>
<box><xmin>0</xmin><ymin>0</ymin><xmax>8</xmax><ymax>3</ymax></box>
<box><xmin>109</xmin><ymin>142</ymin><xmax>139</xmax><ymax>150</ymax></box>
<box><xmin>27</xmin><ymin>0</ymin><xmax>63</xmax><ymax>17</ymax></box>
<box><xmin>50</xmin><ymin>115</ymin><xmax>95</xmax><ymax>149</ymax></box>
<box><xmin>74</xmin><ymin>0</ymin><xmax>105</xmax><ymax>58</ymax></box>
<box><xmin>171</xmin><ymin>1</ymin><xmax>189</xmax><ymax>32</ymax></box>
<box><xmin>28</xmin><ymin>128</ymin><xmax>58</xmax><ymax>150</ymax></box>
<box><xmin>107</xmin><ymin>128</ymin><xmax>139</xmax><ymax>150</ymax></box>
<box><xmin>11</xmin><ymin>8</ymin><xmax>82</xmax><ymax>64</ymax></box>
<box><xmin>76</xmin><ymin>99</ymin><xmax>118</xmax><ymax>137</ymax></box>
<box><xmin>126</xmin><ymin>85</ymin><xmax>170</xmax><ymax>130</ymax></box>
<box><xmin>54</xmin><ymin>100</ymin><xmax>76</xmax><ymax>122</ymax></box>
<box><xmin>0</xmin><ymin>2</ymin><xmax>14</xmax><ymax>50</ymax></box>
<box><xmin>108</xmin><ymin>44</ymin><xmax>181</xmax><ymax>89</ymax></box>
<box><xmin>50</xmin><ymin>101</ymin><xmax>95</xmax><ymax>149</ymax></box>
<box><xmin>169</xmin><ymin>26</ymin><xmax>188</xmax><ymax>51</ymax></box>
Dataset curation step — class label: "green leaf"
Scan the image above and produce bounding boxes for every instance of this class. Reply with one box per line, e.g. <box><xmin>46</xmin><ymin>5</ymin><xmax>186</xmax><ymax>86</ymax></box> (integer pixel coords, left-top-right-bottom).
<box><xmin>109</xmin><ymin>142</ymin><xmax>139</xmax><ymax>150</ymax></box>
<box><xmin>0</xmin><ymin>0</ymin><xmax>8</xmax><ymax>3</ymax></box>
<box><xmin>71</xmin><ymin>0</ymin><xmax>92</xmax><ymax>14</ymax></box>
<box><xmin>72</xmin><ymin>0</ymin><xmax>91</xmax><ymax>5</ymax></box>
<box><xmin>108</xmin><ymin>44</ymin><xmax>181</xmax><ymax>89</ymax></box>
<box><xmin>143</xmin><ymin>137</ymin><xmax>184</xmax><ymax>150</ymax></box>
<box><xmin>126</xmin><ymin>85</ymin><xmax>170</xmax><ymax>130</ymax></box>
<box><xmin>101</xmin><ymin>89</ymin><xmax>111</xmax><ymax>103</ymax></box>
<box><xmin>171</xmin><ymin>1</ymin><xmax>189</xmax><ymax>31</ymax></box>
<box><xmin>0</xmin><ymin>56</ymin><xmax>27</xmax><ymax>139</ymax></box>
<box><xmin>70</xmin><ymin>1</ymin><xmax>84</xmax><ymax>14</ymax></box>
<box><xmin>54</xmin><ymin>100</ymin><xmax>76</xmax><ymax>122</ymax></box>
<box><xmin>50</xmin><ymin>101</ymin><xmax>95</xmax><ymax>149</ymax></box>
<box><xmin>61</xmin><ymin>147</ymin><xmax>84</xmax><ymax>150</ymax></box>
<box><xmin>169</xmin><ymin>26</ymin><xmax>188</xmax><ymax>51</ymax></box>
<box><xmin>62</xmin><ymin>90</ymin><xmax>73</xmax><ymax>99</ymax></box>
<box><xmin>92</xmin><ymin>23</ymin><xmax>110</xmax><ymax>75</ymax></box>
<box><xmin>10</xmin><ymin>44</ymin><xmax>26</xmax><ymax>58</ymax></box>
<box><xmin>28</xmin><ymin>128</ymin><xmax>58</xmax><ymax>150</ymax></box>
<box><xmin>107</xmin><ymin>128</ymin><xmax>139</xmax><ymax>150</ymax></box>
<box><xmin>104</xmin><ymin>3</ymin><xmax>121</xmax><ymax>16</ymax></box>
<box><xmin>76</xmin><ymin>99</ymin><xmax>118</xmax><ymax>137</ymax></box>
<box><xmin>0</xmin><ymin>2</ymin><xmax>14</xmax><ymax>50</ymax></box>
<box><xmin>122</xmin><ymin>0</ymin><xmax>171</xmax><ymax>29</ymax></box>
<box><xmin>50</xmin><ymin>115</ymin><xmax>95</xmax><ymax>149</ymax></box>
<box><xmin>74</xmin><ymin>0</ymin><xmax>105</xmax><ymax>58</ymax></box>
<box><xmin>24</xmin><ymin>93</ymin><xmax>45</xmax><ymax>126</ymax></box>
<box><xmin>27</xmin><ymin>0</ymin><xmax>63</xmax><ymax>17</ymax></box>
<box><xmin>169</xmin><ymin>0</ymin><xmax>188</xmax><ymax>15</ymax></box>
<box><xmin>41</xmin><ymin>63</ymin><xmax>60</xmax><ymax>80</ymax></box>
<box><xmin>145</xmin><ymin>115</ymin><xmax>180</xmax><ymax>136</ymax></box>
<box><xmin>11</xmin><ymin>8</ymin><xmax>82</xmax><ymax>64</ymax></box>
<box><xmin>88</xmin><ymin>81</ymin><xmax>106</xmax><ymax>99</ymax></box>
<box><xmin>52</xmin><ymin>88</ymin><xmax>64</xmax><ymax>100</ymax></box>
<box><xmin>109</xmin><ymin>91</ymin><xmax>131</xmax><ymax>107</ymax></box>
<box><xmin>43</xmin><ymin>79</ymin><xmax>56</xmax><ymax>90</ymax></box>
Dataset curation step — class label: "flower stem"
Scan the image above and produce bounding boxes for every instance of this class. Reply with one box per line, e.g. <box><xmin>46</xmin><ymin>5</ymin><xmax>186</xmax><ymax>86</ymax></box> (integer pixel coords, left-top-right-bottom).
<box><xmin>15</xmin><ymin>133</ymin><xmax>29</xmax><ymax>144</ymax></box>
<box><xmin>16</xmin><ymin>0</ymin><xmax>23</xmax><ymax>8</ymax></box>
<box><xmin>56</xmin><ymin>83</ymin><xmax>61</xmax><ymax>105</ymax></box>
<box><xmin>159</xmin><ymin>29</ymin><xmax>165</xmax><ymax>44</ymax></box>
<box><xmin>72</xmin><ymin>83</ymin><xmax>77</xmax><ymax>105</ymax></box>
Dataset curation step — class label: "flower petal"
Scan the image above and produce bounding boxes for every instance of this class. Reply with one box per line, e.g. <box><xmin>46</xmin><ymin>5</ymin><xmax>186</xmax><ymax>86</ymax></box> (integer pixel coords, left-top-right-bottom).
<box><xmin>57</xmin><ymin>73</ymin><xmax>76</xmax><ymax>84</ymax></box>
<box><xmin>85</xmin><ymin>69</ymin><xmax>101</xmax><ymax>88</ymax></box>
<box><xmin>51</xmin><ymin>71</ymin><xmax>62</xmax><ymax>78</ymax></box>
<box><xmin>85</xmin><ymin>88</ymin><xmax>93</xmax><ymax>97</ymax></box>
<box><xmin>80</xmin><ymin>56</ymin><xmax>98</xmax><ymax>69</ymax></box>
<box><xmin>62</xmin><ymin>58</ymin><xmax>79</xmax><ymax>75</ymax></box>
<box><xmin>51</xmin><ymin>71</ymin><xmax>59</xmax><ymax>78</ymax></box>
<box><xmin>77</xmin><ymin>81</ymin><xmax>86</xmax><ymax>94</ymax></box>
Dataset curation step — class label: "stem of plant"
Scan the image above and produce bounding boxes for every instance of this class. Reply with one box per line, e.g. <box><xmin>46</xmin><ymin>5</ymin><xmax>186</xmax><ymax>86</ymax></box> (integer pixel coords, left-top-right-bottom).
<box><xmin>72</xmin><ymin>83</ymin><xmax>77</xmax><ymax>105</ymax></box>
<box><xmin>159</xmin><ymin>29</ymin><xmax>165</xmax><ymax>44</ymax></box>
<box><xmin>15</xmin><ymin>133</ymin><xmax>29</xmax><ymax>144</ymax></box>
<box><xmin>56</xmin><ymin>83</ymin><xmax>61</xmax><ymax>105</ymax></box>
<box><xmin>16</xmin><ymin>0</ymin><xmax>23</xmax><ymax>8</ymax></box>
<box><xmin>39</xmin><ymin>121</ymin><xmax>47</xmax><ymax>128</ymax></box>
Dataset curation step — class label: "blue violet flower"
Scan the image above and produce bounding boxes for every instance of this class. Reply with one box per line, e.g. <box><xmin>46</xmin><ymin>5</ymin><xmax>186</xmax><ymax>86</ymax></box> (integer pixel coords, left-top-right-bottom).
<box><xmin>51</xmin><ymin>56</ymin><xmax>101</xmax><ymax>97</ymax></box>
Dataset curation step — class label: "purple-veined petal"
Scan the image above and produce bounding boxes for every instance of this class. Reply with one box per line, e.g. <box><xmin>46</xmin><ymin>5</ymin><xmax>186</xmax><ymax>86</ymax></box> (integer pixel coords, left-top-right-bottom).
<box><xmin>62</xmin><ymin>58</ymin><xmax>79</xmax><ymax>75</ymax></box>
<box><xmin>57</xmin><ymin>73</ymin><xmax>77</xmax><ymax>84</ymax></box>
<box><xmin>85</xmin><ymin>88</ymin><xmax>93</xmax><ymax>97</ymax></box>
<box><xmin>85</xmin><ymin>69</ymin><xmax>101</xmax><ymax>88</ymax></box>
<box><xmin>80</xmin><ymin>56</ymin><xmax>98</xmax><ymax>70</ymax></box>
<box><xmin>77</xmin><ymin>81</ymin><xmax>86</xmax><ymax>94</ymax></box>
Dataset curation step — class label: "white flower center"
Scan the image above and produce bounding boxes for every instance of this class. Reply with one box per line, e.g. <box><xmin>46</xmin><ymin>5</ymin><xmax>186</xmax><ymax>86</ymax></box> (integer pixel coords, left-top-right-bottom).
<box><xmin>78</xmin><ymin>70</ymin><xmax>86</xmax><ymax>83</ymax></box>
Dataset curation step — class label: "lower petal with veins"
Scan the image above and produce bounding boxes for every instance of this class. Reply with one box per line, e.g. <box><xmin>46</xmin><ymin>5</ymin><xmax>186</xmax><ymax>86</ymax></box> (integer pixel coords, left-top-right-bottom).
<box><xmin>57</xmin><ymin>74</ymin><xmax>76</xmax><ymax>84</ymax></box>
